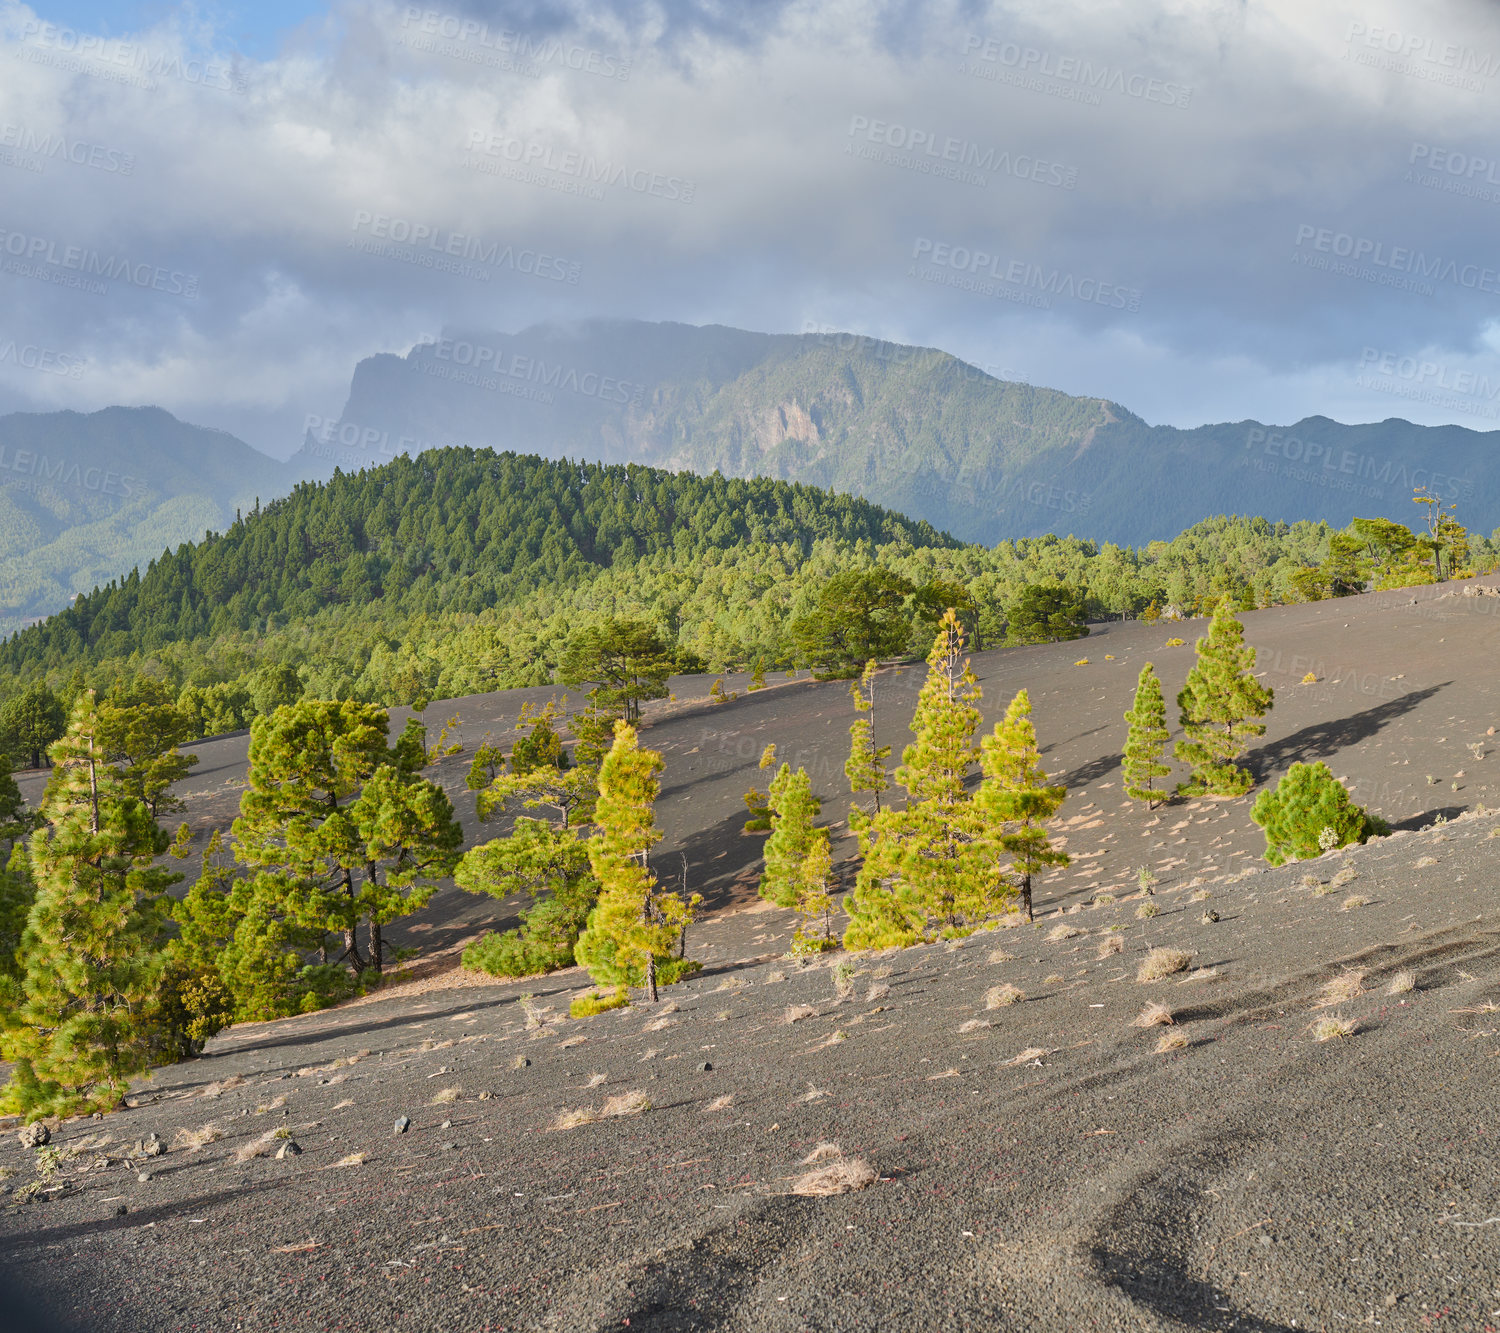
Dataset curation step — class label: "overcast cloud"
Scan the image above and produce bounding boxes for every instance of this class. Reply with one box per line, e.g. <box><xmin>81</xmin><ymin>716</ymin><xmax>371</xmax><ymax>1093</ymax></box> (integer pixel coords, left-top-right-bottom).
<box><xmin>3</xmin><ymin>0</ymin><xmax>1500</xmax><ymax>455</ymax></box>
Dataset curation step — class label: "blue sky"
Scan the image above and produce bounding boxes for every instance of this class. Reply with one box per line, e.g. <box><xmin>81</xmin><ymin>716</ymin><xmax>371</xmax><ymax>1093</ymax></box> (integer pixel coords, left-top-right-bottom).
<box><xmin>27</xmin><ymin>0</ymin><xmax>327</xmax><ymax>56</ymax></box>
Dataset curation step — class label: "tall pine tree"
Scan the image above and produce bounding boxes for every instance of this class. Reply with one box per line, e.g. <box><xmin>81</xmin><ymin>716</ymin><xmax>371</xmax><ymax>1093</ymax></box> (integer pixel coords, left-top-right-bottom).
<box><xmin>978</xmin><ymin>689</ymin><xmax>1069</xmax><ymax>922</ymax></box>
<box><xmin>1122</xmin><ymin>663</ymin><xmax>1172</xmax><ymax>809</ymax></box>
<box><xmin>845</xmin><ymin>611</ymin><xmax>1001</xmax><ymax>946</ymax></box>
<box><xmin>1174</xmin><ymin>599</ymin><xmax>1274</xmax><ymax>797</ymax></box>
<box><xmin>575</xmin><ymin>723</ymin><xmax>699</xmax><ymax>1002</ymax></box>
<box><xmin>2</xmin><ymin>692</ymin><xmax>177</xmax><ymax>1119</ymax></box>
<box><xmin>845</xmin><ymin>659</ymin><xmax>891</xmax><ymax>827</ymax></box>
<box><xmin>760</xmin><ymin>765</ymin><xmax>822</xmax><ymax>908</ymax></box>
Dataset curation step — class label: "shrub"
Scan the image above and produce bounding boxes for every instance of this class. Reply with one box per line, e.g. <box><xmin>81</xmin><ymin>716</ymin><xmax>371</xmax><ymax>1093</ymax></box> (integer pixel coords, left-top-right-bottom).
<box><xmin>464</xmin><ymin>928</ymin><xmax>575</xmax><ymax>980</ymax></box>
<box><xmin>156</xmin><ymin>959</ymin><xmax>235</xmax><ymax>1061</ymax></box>
<box><xmin>1165</xmin><ymin>637</ymin><xmax>1185</xmax><ymax>647</ymax></box>
<box><xmin>570</xmin><ymin>988</ymin><xmax>629</xmax><ymax>1018</ymax></box>
<box><xmin>1251</xmin><ymin>762</ymin><xmax>1390</xmax><ymax>865</ymax></box>
<box><xmin>1138</xmin><ymin>947</ymin><xmax>1192</xmax><ymax>981</ymax></box>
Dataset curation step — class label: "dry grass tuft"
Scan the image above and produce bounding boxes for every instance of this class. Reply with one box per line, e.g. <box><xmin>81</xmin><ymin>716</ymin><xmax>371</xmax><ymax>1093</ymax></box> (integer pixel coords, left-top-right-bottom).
<box><xmin>985</xmin><ymin>983</ymin><xmax>1025</xmax><ymax>1009</ymax></box>
<box><xmin>1043</xmin><ymin>973</ymin><xmax>1065</xmax><ymax>985</ymax></box>
<box><xmin>234</xmin><ymin>1129</ymin><xmax>282</xmax><ymax>1163</ymax></box>
<box><xmin>201</xmin><ymin>1074</ymin><xmax>246</xmax><ymax>1099</ymax></box>
<box><xmin>1047</xmin><ymin>923</ymin><xmax>1082</xmax><ymax>942</ymax></box>
<box><xmin>552</xmin><ymin>1106</ymin><xmax>601</xmax><ymax>1131</ymax></box>
<box><xmin>431</xmin><ymin>1087</ymin><xmax>461</xmax><ymax>1105</ymax></box>
<box><xmin>865</xmin><ymin>982</ymin><xmax>891</xmax><ymax>1002</ymax></box>
<box><xmin>1091</xmin><ymin>893</ymin><xmax>1116</xmax><ymax>906</ymax></box>
<box><xmin>643</xmin><ymin>1016</ymin><xmax>679</xmax><ymax>1032</ymax></box>
<box><xmin>1131</xmin><ymin>1002</ymin><xmax>1175</xmax><ymax>1028</ymax></box>
<box><xmin>510</xmin><ymin>1054</ymin><xmax>530</xmax><ymax>1071</ymax></box>
<box><xmin>702</xmin><ymin>1094</ymin><xmax>734</xmax><ymax>1112</ymax></box>
<box><xmin>987</xmin><ymin>949</ymin><xmax>1015</xmax><ymax>964</ymax></box>
<box><xmin>1154</xmin><ymin>1030</ymin><xmax>1189</xmax><ymax>1053</ymax></box>
<box><xmin>1300</xmin><ymin>872</ymin><xmax>1323</xmax><ymax>889</ymax></box>
<box><xmin>801</xmin><ymin>1141</ymin><xmax>843</xmax><ymax>1165</ymax></box>
<box><xmin>601</xmin><ymin>1090</ymin><xmax>651</xmax><ymax>1118</ymax></box>
<box><xmin>1097</xmin><ymin>935</ymin><xmax>1124</xmax><ymax>959</ymax></box>
<box><xmin>559</xmin><ymin>1035</ymin><xmax>588</xmax><ymax>1049</ymax></box>
<box><xmin>173</xmin><ymin>1123</ymin><xmax>222</xmax><ymax>1152</ymax></box>
<box><xmin>714</xmin><ymin>977</ymin><xmax>745</xmax><ymax>993</ymax></box>
<box><xmin>254</xmin><ymin>1095</ymin><xmax>287</xmax><ymax>1115</ymax></box>
<box><xmin>1002</xmin><ymin>1046</ymin><xmax>1049</xmax><ymax>1067</ymax></box>
<box><xmin>1340</xmin><ymin>894</ymin><xmax>1370</xmax><ymax>911</ymax></box>
<box><xmin>958</xmin><ymin>1019</ymin><xmax>990</xmax><ymax>1033</ymax></box>
<box><xmin>1387</xmin><ymin>970</ymin><xmax>1417</xmax><ymax>996</ymax></box>
<box><xmin>764</xmin><ymin>970</ymin><xmax>786</xmax><ymax>984</ymax></box>
<box><xmin>1316</xmin><ymin>970</ymin><xmax>1366</xmax><ymax>1007</ymax></box>
<box><xmin>1188</xmin><ymin>889</ymin><xmax>1211</xmax><ymax>903</ymax></box>
<box><xmin>1137</xmin><ymin>948</ymin><xmax>1192</xmax><ymax>982</ymax></box>
<box><xmin>1310</xmin><ymin>1014</ymin><xmax>1359</xmax><ymax>1042</ymax></box>
<box><xmin>1135</xmin><ymin>902</ymin><xmax>1160</xmax><ymax>920</ymax></box>
<box><xmin>1414</xmin><ymin>856</ymin><xmax>1439</xmax><ymax>869</ymax></box>
<box><xmin>784</xmin><ymin>1004</ymin><xmax>818</xmax><ymax>1024</ymax></box>
<box><xmin>1331</xmin><ymin>866</ymin><xmax>1359</xmax><ymax>887</ymax></box>
<box><xmin>791</xmin><ymin>1158</ymin><xmax>877</xmax><ymax>1197</ymax></box>
<box><xmin>586</xmin><ymin>1072</ymin><xmax>608</xmax><ymax>1088</ymax></box>
<box><xmin>797</xmin><ymin>1083</ymin><xmax>830</xmax><ymax>1103</ymax></box>
<box><xmin>333</xmin><ymin>1151</ymin><xmax>368</xmax><ymax>1168</ymax></box>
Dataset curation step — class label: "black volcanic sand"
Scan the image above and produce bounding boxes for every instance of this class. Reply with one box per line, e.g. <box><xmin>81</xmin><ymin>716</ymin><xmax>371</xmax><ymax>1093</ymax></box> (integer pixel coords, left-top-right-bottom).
<box><xmin>2</xmin><ymin>580</ymin><xmax>1500</xmax><ymax>1330</ymax></box>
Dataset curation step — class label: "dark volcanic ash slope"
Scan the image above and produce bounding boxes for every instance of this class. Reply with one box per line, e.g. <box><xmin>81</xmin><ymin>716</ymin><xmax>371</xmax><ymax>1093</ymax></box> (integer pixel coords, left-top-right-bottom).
<box><xmin>2</xmin><ymin>580</ymin><xmax>1500</xmax><ymax>1329</ymax></box>
<box><xmin>0</xmin><ymin>805</ymin><xmax>1497</xmax><ymax>1332</ymax></box>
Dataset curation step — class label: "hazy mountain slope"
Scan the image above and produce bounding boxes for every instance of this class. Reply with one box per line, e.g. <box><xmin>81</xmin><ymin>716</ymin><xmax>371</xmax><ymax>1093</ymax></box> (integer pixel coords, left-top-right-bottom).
<box><xmin>301</xmin><ymin>319</ymin><xmax>1500</xmax><ymax>545</ymax></box>
<box><xmin>0</xmin><ymin>406</ymin><xmax>289</xmax><ymax>631</ymax></box>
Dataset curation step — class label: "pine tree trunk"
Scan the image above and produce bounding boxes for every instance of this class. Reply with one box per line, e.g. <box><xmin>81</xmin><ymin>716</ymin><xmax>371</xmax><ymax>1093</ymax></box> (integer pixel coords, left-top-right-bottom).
<box><xmin>1022</xmin><ymin>873</ymin><xmax>1033</xmax><ymax>922</ymax></box>
<box><xmin>344</xmin><ymin>927</ymin><xmax>363</xmax><ymax>973</ymax></box>
<box><xmin>646</xmin><ymin>954</ymin><xmax>658</xmax><ymax>1004</ymax></box>
<box><xmin>371</xmin><ymin>920</ymin><xmax>383</xmax><ymax>974</ymax></box>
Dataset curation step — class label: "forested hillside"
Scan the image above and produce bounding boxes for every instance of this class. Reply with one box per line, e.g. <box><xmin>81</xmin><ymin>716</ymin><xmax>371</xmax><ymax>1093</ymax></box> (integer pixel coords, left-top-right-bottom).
<box><xmin>2</xmin><ymin>446</ymin><xmax>1471</xmax><ymax>743</ymax></box>
<box><xmin>0</xmin><ymin>406</ymin><xmax>289</xmax><ymax>633</ymax></box>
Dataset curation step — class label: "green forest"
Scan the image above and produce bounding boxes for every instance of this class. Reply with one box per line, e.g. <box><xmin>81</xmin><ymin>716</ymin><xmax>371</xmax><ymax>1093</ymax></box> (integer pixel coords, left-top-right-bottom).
<box><xmin>1</xmin><ymin>447</ymin><xmax>1489</xmax><ymax>758</ymax></box>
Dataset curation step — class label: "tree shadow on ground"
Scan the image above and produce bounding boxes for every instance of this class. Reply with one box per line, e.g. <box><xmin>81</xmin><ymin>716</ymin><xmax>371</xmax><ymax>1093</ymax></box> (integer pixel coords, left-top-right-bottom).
<box><xmin>1090</xmin><ymin>1247</ymin><xmax>1299</xmax><ymax>1331</ymax></box>
<box><xmin>1390</xmin><ymin>805</ymin><xmax>1465</xmax><ymax>831</ymax></box>
<box><xmin>1245</xmin><ymin>684</ymin><xmax>1446</xmax><ymax>781</ymax></box>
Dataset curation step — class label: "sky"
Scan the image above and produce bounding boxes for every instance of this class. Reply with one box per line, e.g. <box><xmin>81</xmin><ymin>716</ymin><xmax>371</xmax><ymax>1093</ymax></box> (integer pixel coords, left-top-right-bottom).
<box><xmin>4</xmin><ymin>0</ymin><xmax>1500</xmax><ymax>458</ymax></box>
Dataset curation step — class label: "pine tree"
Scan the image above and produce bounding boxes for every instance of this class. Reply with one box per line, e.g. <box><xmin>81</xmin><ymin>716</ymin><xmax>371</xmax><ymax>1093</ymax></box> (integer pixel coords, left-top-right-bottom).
<box><xmin>576</xmin><ymin>722</ymin><xmax>699</xmax><ymax>1002</ymax></box>
<box><xmin>1122</xmin><ymin>663</ymin><xmax>1172</xmax><ymax>809</ymax></box>
<box><xmin>845</xmin><ymin>611</ymin><xmax>1000</xmax><ymax>946</ymax></box>
<box><xmin>845</xmin><ymin>659</ymin><xmax>891</xmax><ymax>825</ymax></box>
<box><xmin>1251</xmin><ymin>762</ymin><xmax>1389</xmax><ymax>865</ymax></box>
<box><xmin>792</xmin><ymin>828</ymin><xmax>835</xmax><ymax>952</ymax></box>
<box><xmin>1</xmin><ymin>692</ymin><xmax>177</xmax><ymax>1119</ymax></box>
<box><xmin>760</xmin><ymin>765</ymin><xmax>821</xmax><ymax>907</ymax></box>
<box><xmin>742</xmin><ymin>744</ymin><xmax>777</xmax><ymax>832</ymax></box>
<box><xmin>96</xmin><ymin>675</ymin><xmax>199</xmax><ymax>819</ymax></box>
<box><xmin>978</xmin><ymin>689</ymin><xmax>1069</xmax><ymax>923</ymax></box>
<box><xmin>1174</xmin><ymin>599</ymin><xmax>1274</xmax><ymax>796</ymax></box>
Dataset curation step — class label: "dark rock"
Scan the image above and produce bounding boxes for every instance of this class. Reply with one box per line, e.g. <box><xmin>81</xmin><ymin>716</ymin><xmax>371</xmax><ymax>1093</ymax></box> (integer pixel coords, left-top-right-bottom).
<box><xmin>440</xmin><ymin>1141</ymin><xmax>458</xmax><ymax>1151</ymax></box>
<box><xmin>697</xmin><ymin>1062</ymin><xmax>713</xmax><ymax>1072</ymax></box>
<box><xmin>142</xmin><ymin>1134</ymin><xmax>165</xmax><ymax>1158</ymax></box>
<box><xmin>394</xmin><ymin>1116</ymin><xmax>411</xmax><ymax>1135</ymax></box>
<box><xmin>275</xmin><ymin>1140</ymin><xmax>301</xmax><ymax>1159</ymax></box>
<box><xmin>17</xmin><ymin>1123</ymin><xmax>49</xmax><ymax>1149</ymax></box>
<box><xmin>114</xmin><ymin>1205</ymin><xmax>128</xmax><ymax>1216</ymax></box>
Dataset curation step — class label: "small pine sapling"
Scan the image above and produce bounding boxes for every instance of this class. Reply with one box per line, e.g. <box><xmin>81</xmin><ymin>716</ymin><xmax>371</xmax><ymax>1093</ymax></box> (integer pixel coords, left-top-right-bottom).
<box><xmin>1121</xmin><ymin>663</ymin><xmax>1172</xmax><ymax>809</ymax></box>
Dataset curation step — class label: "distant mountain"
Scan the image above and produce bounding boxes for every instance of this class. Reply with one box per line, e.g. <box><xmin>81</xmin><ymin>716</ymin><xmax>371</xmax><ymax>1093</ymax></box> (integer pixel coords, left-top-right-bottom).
<box><xmin>0</xmin><ymin>407</ymin><xmax>288</xmax><ymax>634</ymax></box>
<box><xmin>294</xmin><ymin>319</ymin><xmax>1500</xmax><ymax>545</ymax></box>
